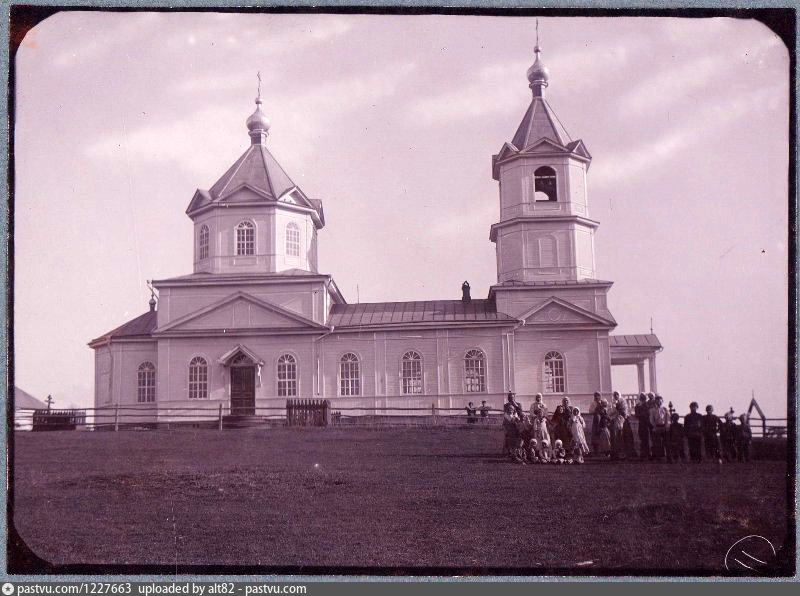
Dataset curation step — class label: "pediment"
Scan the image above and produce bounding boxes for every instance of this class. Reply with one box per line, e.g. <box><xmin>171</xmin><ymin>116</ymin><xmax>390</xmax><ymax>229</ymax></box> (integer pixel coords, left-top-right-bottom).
<box><xmin>520</xmin><ymin>297</ymin><xmax>615</xmax><ymax>327</ymax></box>
<box><xmin>568</xmin><ymin>139</ymin><xmax>592</xmax><ymax>159</ymax></box>
<box><xmin>277</xmin><ymin>187</ymin><xmax>315</xmax><ymax>210</ymax></box>
<box><xmin>521</xmin><ymin>137</ymin><xmax>569</xmax><ymax>154</ymax></box>
<box><xmin>186</xmin><ymin>189</ymin><xmax>212</xmax><ymax>214</ymax></box>
<box><xmin>496</xmin><ymin>142</ymin><xmax>520</xmax><ymax>161</ymax></box>
<box><xmin>155</xmin><ymin>292</ymin><xmax>325</xmax><ymax>334</ymax></box>
<box><xmin>218</xmin><ymin>183</ymin><xmax>274</xmax><ymax>203</ymax></box>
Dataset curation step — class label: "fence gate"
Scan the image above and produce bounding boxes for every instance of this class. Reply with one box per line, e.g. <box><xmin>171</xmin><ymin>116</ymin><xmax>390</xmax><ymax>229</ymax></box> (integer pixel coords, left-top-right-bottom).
<box><xmin>32</xmin><ymin>409</ymin><xmax>86</xmax><ymax>431</ymax></box>
<box><xmin>286</xmin><ymin>399</ymin><xmax>331</xmax><ymax>427</ymax></box>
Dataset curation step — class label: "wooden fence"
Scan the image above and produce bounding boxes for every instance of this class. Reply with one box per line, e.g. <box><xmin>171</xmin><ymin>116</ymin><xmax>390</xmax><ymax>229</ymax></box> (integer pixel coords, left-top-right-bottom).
<box><xmin>286</xmin><ymin>399</ymin><xmax>331</xmax><ymax>427</ymax></box>
<box><xmin>12</xmin><ymin>404</ymin><xmax>789</xmax><ymax>437</ymax></box>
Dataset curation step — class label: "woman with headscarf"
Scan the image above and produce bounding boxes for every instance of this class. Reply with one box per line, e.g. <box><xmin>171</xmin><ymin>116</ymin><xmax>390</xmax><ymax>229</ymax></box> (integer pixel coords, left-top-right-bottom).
<box><xmin>569</xmin><ymin>406</ymin><xmax>590</xmax><ymax>463</ymax></box>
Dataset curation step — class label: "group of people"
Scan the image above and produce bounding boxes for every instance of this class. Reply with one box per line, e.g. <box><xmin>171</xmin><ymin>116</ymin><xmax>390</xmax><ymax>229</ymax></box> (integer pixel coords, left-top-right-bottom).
<box><xmin>499</xmin><ymin>390</ymin><xmax>753</xmax><ymax>465</ymax></box>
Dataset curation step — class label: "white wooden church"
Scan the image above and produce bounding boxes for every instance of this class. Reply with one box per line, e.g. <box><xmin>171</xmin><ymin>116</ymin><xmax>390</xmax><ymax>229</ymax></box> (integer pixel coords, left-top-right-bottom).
<box><xmin>89</xmin><ymin>44</ymin><xmax>662</xmax><ymax>422</ymax></box>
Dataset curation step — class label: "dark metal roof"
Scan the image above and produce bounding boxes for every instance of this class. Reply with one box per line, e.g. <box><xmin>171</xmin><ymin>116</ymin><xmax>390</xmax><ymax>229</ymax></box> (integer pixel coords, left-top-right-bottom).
<box><xmin>609</xmin><ymin>334</ymin><xmax>662</xmax><ymax>349</ymax></box>
<box><xmin>159</xmin><ymin>269</ymin><xmax>322</xmax><ymax>283</ymax></box>
<box><xmin>511</xmin><ymin>97</ymin><xmax>571</xmax><ymax>150</ymax></box>
<box><xmin>89</xmin><ymin>311</ymin><xmax>157</xmax><ymax>346</ymax></box>
<box><xmin>209</xmin><ymin>144</ymin><xmax>295</xmax><ymax>200</ymax></box>
<box><xmin>329</xmin><ymin>299</ymin><xmax>516</xmax><ymax>328</ymax></box>
<box><xmin>496</xmin><ymin>278</ymin><xmax>613</xmax><ymax>287</ymax></box>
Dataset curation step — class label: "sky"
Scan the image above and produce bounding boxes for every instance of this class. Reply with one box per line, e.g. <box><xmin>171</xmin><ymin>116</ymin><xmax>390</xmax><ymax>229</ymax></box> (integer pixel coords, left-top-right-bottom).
<box><xmin>12</xmin><ymin>12</ymin><xmax>789</xmax><ymax>415</ymax></box>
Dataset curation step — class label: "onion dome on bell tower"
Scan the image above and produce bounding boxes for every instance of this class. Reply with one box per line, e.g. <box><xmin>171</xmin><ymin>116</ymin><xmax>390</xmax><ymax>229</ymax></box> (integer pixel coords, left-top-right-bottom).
<box><xmin>246</xmin><ymin>72</ymin><xmax>271</xmax><ymax>145</ymax></box>
<box><xmin>527</xmin><ymin>44</ymin><xmax>550</xmax><ymax>98</ymax></box>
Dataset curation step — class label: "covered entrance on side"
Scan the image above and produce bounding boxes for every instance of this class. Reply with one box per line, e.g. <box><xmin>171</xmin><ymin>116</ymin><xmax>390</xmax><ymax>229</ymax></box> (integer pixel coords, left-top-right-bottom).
<box><xmin>219</xmin><ymin>344</ymin><xmax>265</xmax><ymax>425</ymax></box>
<box><xmin>610</xmin><ymin>334</ymin><xmax>663</xmax><ymax>408</ymax></box>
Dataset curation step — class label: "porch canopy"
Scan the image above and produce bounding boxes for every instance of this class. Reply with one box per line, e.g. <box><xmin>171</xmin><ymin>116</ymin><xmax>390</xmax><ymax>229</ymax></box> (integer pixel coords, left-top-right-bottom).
<box><xmin>218</xmin><ymin>344</ymin><xmax>266</xmax><ymax>367</ymax></box>
<box><xmin>609</xmin><ymin>334</ymin><xmax>662</xmax><ymax>394</ymax></box>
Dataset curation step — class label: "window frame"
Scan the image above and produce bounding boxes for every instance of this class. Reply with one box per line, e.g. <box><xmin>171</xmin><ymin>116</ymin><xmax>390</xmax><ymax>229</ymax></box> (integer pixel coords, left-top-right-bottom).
<box><xmin>464</xmin><ymin>348</ymin><xmax>487</xmax><ymax>393</ymax></box>
<box><xmin>277</xmin><ymin>353</ymin><xmax>298</xmax><ymax>397</ymax></box>
<box><xmin>235</xmin><ymin>220</ymin><xmax>256</xmax><ymax>256</ymax></box>
<box><xmin>198</xmin><ymin>224</ymin><xmax>210</xmax><ymax>261</ymax></box>
<box><xmin>286</xmin><ymin>222</ymin><xmax>301</xmax><ymax>257</ymax></box>
<box><xmin>543</xmin><ymin>350</ymin><xmax>566</xmax><ymax>394</ymax></box>
<box><xmin>400</xmin><ymin>350</ymin><xmax>424</xmax><ymax>395</ymax></box>
<box><xmin>137</xmin><ymin>361</ymin><xmax>156</xmax><ymax>403</ymax></box>
<box><xmin>188</xmin><ymin>355</ymin><xmax>209</xmax><ymax>399</ymax></box>
<box><xmin>338</xmin><ymin>352</ymin><xmax>361</xmax><ymax>397</ymax></box>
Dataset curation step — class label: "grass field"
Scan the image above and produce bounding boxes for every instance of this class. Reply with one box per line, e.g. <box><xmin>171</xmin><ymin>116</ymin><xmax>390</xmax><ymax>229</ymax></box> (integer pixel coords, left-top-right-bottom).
<box><xmin>12</xmin><ymin>427</ymin><xmax>792</xmax><ymax>574</ymax></box>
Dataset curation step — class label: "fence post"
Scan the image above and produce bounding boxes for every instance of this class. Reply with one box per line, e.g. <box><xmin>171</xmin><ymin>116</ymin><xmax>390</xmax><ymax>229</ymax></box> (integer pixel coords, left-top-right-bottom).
<box><xmin>762</xmin><ymin>417</ymin><xmax>767</xmax><ymax>438</ymax></box>
<box><xmin>113</xmin><ymin>404</ymin><xmax>119</xmax><ymax>432</ymax></box>
<box><xmin>218</xmin><ymin>403</ymin><xmax>223</xmax><ymax>431</ymax></box>
<box><xmin>432</xmin><ymin>402</ymin><xmax>436</xmax><ymax>425</ymax></box>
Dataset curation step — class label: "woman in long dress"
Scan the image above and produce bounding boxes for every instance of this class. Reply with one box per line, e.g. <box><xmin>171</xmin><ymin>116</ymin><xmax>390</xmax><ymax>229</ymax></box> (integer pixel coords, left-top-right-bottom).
<box><xmin>532</xmin><ymin>410</ymin><xmax>550</xmax><ymax>460</ymax></box>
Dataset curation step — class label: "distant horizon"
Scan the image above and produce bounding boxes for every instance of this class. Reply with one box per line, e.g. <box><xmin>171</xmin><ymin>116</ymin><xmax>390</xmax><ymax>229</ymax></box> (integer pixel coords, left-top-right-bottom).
<box><xmin>12</xmin><ymin>13</ymin><xmax>790</xmax><ymax>416</ymax></box>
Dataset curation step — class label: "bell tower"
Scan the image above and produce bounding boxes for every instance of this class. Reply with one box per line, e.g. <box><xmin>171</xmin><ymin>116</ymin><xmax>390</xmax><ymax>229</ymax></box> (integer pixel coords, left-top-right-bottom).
<box><xmin>490</xmin><ymin>41</ymin><xmax>597</xmax><ymax>283</ymax></box>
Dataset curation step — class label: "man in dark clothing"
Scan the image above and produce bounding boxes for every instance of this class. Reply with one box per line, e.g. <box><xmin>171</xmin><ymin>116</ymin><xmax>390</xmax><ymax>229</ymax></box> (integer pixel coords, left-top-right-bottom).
<box><xmin>667</xmin><ymin>412</ymin><xmax>686</xmax><ymax>463</ymax></box>
<box><xmin>479</xmin><ymin>400</ymin><xmax>490</xmax><ymax>419</ymax></box>
<box><xmin>634</xmin><ymin>393</ymin><xmax>651</xmax><ymax>460</ymax></box>
<box><xmin>591</xmin><ymin>392</ymin><xmax>604</xmax><ymax>455</ymax></box>
<box><xmin>702</xmin><ymin>405</ymin><xmax>722</xmax><ymax>463</ymax></box>
<box><xmin>684</xmin><ymin>402</ymin><xmax>704</xmax><ymax>463</ymax></box>
<box><xmin>736</xmin><ymin>413</ymin><xmax>752</xmax><ymax>462</ymax></box>
<box><xmin>465</xmin><ymin>402</ymin><xmax>477</xmax><ymax>423</ymax></box>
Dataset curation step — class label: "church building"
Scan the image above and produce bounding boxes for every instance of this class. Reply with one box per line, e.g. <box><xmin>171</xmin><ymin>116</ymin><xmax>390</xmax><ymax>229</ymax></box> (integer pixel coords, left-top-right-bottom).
<box><xmin>89</xmin><ymin>43</ymin><xmax>662</xmax><ymax>423</ymax></box>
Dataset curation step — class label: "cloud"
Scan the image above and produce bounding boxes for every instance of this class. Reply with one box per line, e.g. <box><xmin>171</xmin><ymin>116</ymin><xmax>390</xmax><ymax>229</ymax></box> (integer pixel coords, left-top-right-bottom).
<box><xmin>84</xmin><ymin>61</ymin><xmax>417</xmax><ymax>178</ymax></box>
<box><xmin>408</xmin><ymin>45</ymin><xmax>631</xmax><ymax>124</ymax></box>
<box><xmin>591</xmin><ymin>83</ymin><xmax>786</xmax><ymax>189</ymax></box>
<box><xmin>617</xmin><ymin>36</ymin><xmax>782</xmax><ymax>116</ymax></box>
<box><xmin>52</xmin><ymin>12</ymin><xmax>162</xmax><ymax>67</ymax></box>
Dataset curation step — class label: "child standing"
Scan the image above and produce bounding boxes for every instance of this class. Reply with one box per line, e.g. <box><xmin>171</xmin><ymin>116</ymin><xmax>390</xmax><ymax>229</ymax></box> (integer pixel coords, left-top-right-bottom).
<box><xmin>667</xmin><ymin>413</ymin><xmax>686</xmax><ymax>463</ymax></box>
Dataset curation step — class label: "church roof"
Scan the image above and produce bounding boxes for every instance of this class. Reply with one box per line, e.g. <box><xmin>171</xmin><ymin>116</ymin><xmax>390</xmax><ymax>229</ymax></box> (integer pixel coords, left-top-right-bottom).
<box><xmin>329</xmin><ymin>299</ymin><xmax>516</xmax><ymax>328</ymax></box>
<box><xmin>510</xmin><ymin>97</ymin><xmax>571</xmax><ymax>150</ymax></box>
<box><xmin>186</xmin><ymin>95</ymin><xmax>324</xmax><ymax>225</ymax></box>
<box><xmin>88</xmin><ymin>310</ymin><xmax>157</xmax><ymax>346</ymax></box>
<box><xmin>609</xmin><ymin>334</ymin><xmax>662</xmax><ymax>349</ymax></box>
<box><xmin>159</xmin><ymin>269</ymin><xmax>322</xmax><ymax>282</ymax></box>
<box><xmin>14</xmin><ymin>386</ymin><xmax>47</xmax><ymax>410</ymax></box>
<box><xmin>209</xmin><ymin>143</ymin><xmax>296</xmax><ymax>201</ymax></box>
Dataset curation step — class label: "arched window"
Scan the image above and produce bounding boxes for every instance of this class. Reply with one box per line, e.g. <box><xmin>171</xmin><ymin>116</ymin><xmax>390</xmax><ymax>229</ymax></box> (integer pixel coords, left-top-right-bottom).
<box><xmin>464</xmin><ymin>349</ymin><xmax>486</xmax><ymax>393</ymax></box>
<box><xmin>400</xmin><ymin>351</ymin><xmax>423</xmax><ymax>395</ymax></box>
<box><xmin>236</xmin><ymin>221</ymin><xmax>255</xmax><ymax>256</ymax></box>
<box><xmin>339</xmin><ymin>353</ymin><xmax>361</xmax><ymax>396</ymax></box>
<box><xmin>286</xmin><ymin>223</ymin><xmax>300</xmax><ymax>257</ymax></box>
<box><xmin>188</xmin><ymin>356</ymin><xmax>209</xmax><ymax>399</ymax></box>
<box><xmin>534</xmin><ymin>166</ymin><xmax>557</xmax><ymax>202</ymax></box>
<box><xmin>137</xmin><ymin>361</ymin><xmax>156</xmax><ymax>403</ymax></box>
<box><xmin>543</xmin><ymin>351</ymin><xmax>565</xmax><ymax>393</ymax></box>
<box><xmin>198</xmin><ymin>225</ymin><xmax>209</xmax><ymax>260</ymax></box>
<box><xmin>277</xmin><ymin>354</ymin><xmax>297</xmax><ymax>397</ymax></box>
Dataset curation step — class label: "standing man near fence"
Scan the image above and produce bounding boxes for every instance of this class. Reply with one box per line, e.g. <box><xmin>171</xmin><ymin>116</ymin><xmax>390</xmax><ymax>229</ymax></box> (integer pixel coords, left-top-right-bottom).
<box><xmin>684</xmin><ymin>402</ymin><xmax>704</xmax><ymax>463</ymax></box>
<box><xmin>635</xmin><ymin>393</ymin><xmax>651</xmax><ymax>460</ymax></box>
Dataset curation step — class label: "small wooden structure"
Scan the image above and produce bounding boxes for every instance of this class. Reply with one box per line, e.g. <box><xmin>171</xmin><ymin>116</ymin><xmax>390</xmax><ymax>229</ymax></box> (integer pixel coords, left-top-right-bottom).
<box><xmin>286</xmin><ymin>399</ymin><xmax>331</xmax><ymax>427</ymax></box>
<box><xmin>32</xmin><ymin>409</ymin><xmax>87</xmax><ymax>431</ymax></box>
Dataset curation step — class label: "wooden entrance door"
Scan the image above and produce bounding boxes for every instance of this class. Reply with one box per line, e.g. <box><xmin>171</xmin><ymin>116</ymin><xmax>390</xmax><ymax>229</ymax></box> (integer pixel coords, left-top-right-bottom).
<box><xmin>230</xmin><ymin>365</ymin><xmax>256</xmax><ymax>415</ymax></box>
